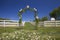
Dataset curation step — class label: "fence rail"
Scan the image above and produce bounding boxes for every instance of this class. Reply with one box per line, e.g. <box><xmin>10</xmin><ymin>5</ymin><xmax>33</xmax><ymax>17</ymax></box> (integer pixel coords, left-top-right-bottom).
<box><xmin>44</xmin><ymin>21</ymin><xmax>60</xmax><ymax>27</ymax></box>
<box><xmin>30</xmin><ymin>21</ymin><xmax>60</xmax><ymax>27</ymax></box>
<box><xmin>0</xmin><ymin>20</ymin><xmax>19</xmax><ymax>27</ymax></box>
<box><xmin>0</xmin><ymin>20</ymin><xmax>60</xmax><ymax>27</ymax></box>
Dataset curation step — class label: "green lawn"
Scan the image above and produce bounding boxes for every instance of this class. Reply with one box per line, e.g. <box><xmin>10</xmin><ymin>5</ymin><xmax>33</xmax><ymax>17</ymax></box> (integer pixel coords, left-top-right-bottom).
<box><xmin>0</xmin><ymin>22</ymin><xmax>60</xmax><ymax>40</ymax></box>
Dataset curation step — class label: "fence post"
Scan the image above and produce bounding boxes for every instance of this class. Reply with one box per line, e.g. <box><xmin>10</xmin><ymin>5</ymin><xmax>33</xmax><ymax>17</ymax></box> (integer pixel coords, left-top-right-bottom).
<box><xmin>44</xmin><ymin>21</ymin><xmax>46</xmax><ymax>27</ymax></box>
<box><xmin>44</xmin><ymin>21</ymin><xmax>45</xmax><ymax>27</ymax></box>
<box><xmin>17</xmin><ymin>21</ymin><xmax>19</xmax><ymax>27</ymax></box>
<box><xmin>4</xmin><ymin>20</ymin><xmax>5</xmax><ymax>27</ymax></box>
<box><xmin>3</xmin><ymin>20</ymin><xmax>6</xmax><ymax>32</ymax></box>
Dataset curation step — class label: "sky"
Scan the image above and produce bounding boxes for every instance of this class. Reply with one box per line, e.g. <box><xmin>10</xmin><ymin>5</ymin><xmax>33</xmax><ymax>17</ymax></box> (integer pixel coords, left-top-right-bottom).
<box><xmin>0</xmin><ymin>0</ymin><xmax>60</xmax><ymax>21</ymax></box>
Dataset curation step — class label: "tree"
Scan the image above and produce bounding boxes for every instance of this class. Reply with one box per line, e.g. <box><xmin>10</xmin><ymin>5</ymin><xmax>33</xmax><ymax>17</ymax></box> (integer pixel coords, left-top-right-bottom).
<box><xmin>0</xmin><ymin>18</ymin><xmax>10</xmax><ymax>20</ymax></box>
<box><xmin>33</xmin><ymin>16</ymin><xmax>48</xmax><ymax>22</ymax></box>
<box><xmin>33</xmin><ymin>18</ymin><xmax>40</xmax><ymax>22</ymax></box>
<box><xmin>0</xmin><ymin>18</ymin><xmax>10</xmax><ymax>22</ymax></box>
<box><xmin>41</xmin><ymin>16</ymin><xmax>48</xmax><ymax>21</ymax></box>
<box><xmin>49</xmin><ymin>7</ymin><xmax>60</xmax><ymax>20</ymax></box>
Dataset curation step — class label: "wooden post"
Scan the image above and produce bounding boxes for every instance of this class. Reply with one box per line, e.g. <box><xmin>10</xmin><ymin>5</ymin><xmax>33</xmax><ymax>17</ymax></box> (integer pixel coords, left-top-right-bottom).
<box><xmin>4</xmin><ymin>20</ymin><xmax>5</xmax><ymax>27</ymax></box>
<box><xmin>4</xmin><ymin>20</ymin><xmax>6</xmax><ymax>32</ymax></box>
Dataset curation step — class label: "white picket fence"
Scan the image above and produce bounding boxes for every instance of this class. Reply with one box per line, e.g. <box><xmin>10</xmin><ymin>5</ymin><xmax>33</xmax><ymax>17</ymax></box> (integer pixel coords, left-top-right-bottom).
<box><xmin>44</xmin><ymin>21</ymin><xmax>60</xmax><ymax>27</ymax></box>
<box><xmin>0</xmin><ymin>20</ymin><xmax>19</xmax><ymax>27</ymax></box>
<box><xmin>30</xmin><ymin>21</ymin><xmax>60</xmax><ymax>27</ymax></box>
<box><xmin>0</xmin><ymin>20</ymin><xmax>60</xmax><ymax>27</ymax></box>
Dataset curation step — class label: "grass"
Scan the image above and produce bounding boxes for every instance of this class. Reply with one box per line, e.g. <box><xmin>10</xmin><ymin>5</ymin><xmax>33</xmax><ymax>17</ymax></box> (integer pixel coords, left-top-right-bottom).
<box><xmin>0</xmin><ymin>27</ymin><xmax>18</xmax><ymax>33</ymax></box>
<box><xmin>24</xmin><ymin>22</ymin><xmax>35</xmax><ymax>30</ymax></box>
<box><xmin>0</xmin><ymin>22</ymin><xmax>60</xmax><ymax>40</ymax></box>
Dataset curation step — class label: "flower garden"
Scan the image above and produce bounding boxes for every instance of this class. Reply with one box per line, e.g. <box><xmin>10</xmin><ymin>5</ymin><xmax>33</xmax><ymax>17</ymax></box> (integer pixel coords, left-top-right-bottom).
<box><xmin>0</xmin><ymin>22</ymin><xmax>60</xmax><ymax>40</ymax></box>
<box><xmin>0</xmin><ymin>30</ymin><xmax>53</xmax><ymax>40</ymax></box>
<box><xmin>0</xmin><ymin>27</ymin><xmax>60</xmax><ymax>40</ymax></box>
<box><xmin>0</xmin><ymin>29</ymin><xmax>60</xmax><ymax>40</ymax></box>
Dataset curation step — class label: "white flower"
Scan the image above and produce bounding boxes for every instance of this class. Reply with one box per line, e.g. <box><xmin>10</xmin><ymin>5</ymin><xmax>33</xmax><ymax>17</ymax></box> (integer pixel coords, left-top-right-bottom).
<box><xmin>38</xmin><ymin>36</ymin><xmax>40</xmax><ymax>38</ymax></box>
<box><xmin>19</xmin><ymin>9</ymin><xmax>22</xmax><ymax>12</ymax></box>
<box><xmin>27</xmin><ymin>5</ymin><xmax>29</xmax><ymax>8</ymax></box>
<box><xmin>16</xmin><ymin>36</ymin><xmax>18</xmax><ymax>39</ymax></box>
<box><xmin>6</xmin><ymin>36</ymin><xmax>8</xmax><ymax>38</ymax></box>
<box><xmin>33</xmin><ymin>32</ymin><xmax>36</xmax><ymax>35</ymax></box>
<box><xmin>34</xmin><ymin>8</ymin><xmax>37</xmax><ymax>11</ymax></box>
<box><xmin>48</xmin><ymin>36</ymin><xmax>51</xmax><ymax>38</ymax></box>
<box><xmin>28</xmin><ymin>35</ymin><xmax>31</xmax><ymax>37</ymax></box>
<box><xmin>12</xmin><ymin>35</ymin><xmax>15</xmax><ymax>38</ymax></box>
<box><xmin>14</xmin><ymin>32</ymin><xmax>17</xmax><ymax>34</ymax></box>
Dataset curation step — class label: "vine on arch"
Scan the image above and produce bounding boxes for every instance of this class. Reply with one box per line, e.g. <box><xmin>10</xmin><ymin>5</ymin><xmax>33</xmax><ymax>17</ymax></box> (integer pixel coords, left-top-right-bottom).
<box><xmin>18</xmin><ymin>5</ymin><xmax>39</xmax><ymax>30</ymax></box>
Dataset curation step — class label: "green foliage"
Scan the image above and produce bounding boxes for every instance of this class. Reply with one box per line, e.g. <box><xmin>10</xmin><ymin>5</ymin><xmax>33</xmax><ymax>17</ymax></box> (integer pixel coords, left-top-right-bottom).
<box><xmin>0</xmin><ymin>18</ymin><xmax>10</xmax><ymax>22</ymax></box>
<box><xmin>0</xmin><ymin>27</ymin><xmax>18</xmax><ymax>33</ymax></box>
<box><xmin>41</xmin><ymin>16</ymin><xmax>48</xmax><ymax>21</ymax></box>
<box><xmin>36</xmin><ymin>16</ymin><xmax>48</xmax><ymax>22</ymax></box>
<box><xmin>19</xmin><ymin>19</ymin><xmax>22</xmax><ymax>23</ymax></box>
<box><xmin>0</xmin><ymin>18</ymin><xmax>10</xmax><ymax>20</ymax></box>
<box><xmin>0</xmin><ymin>27</ymin><xmax>60</xmax><ymax>40</ymax></box>
<box><xmin>18</xmin><ymin>6</ymin><xmax>38</xmax><ymax>30</ymax></box>
<box><xmin>49</xmin><ymin>6</ymin><xmax>60</xmax><ymax>20</ymax></box>
<box><xmin>35</xmin><ymin>18</ymin><xmax>39</xmax><ymax>30</ymax></box>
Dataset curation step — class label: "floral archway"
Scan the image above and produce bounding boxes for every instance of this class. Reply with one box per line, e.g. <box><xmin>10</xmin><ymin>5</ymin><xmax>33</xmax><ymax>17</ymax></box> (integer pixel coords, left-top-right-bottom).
<box><xmin>18</xmin><ymin>5</ymin><xmax>39</xmax><ymax>29</ymax></box>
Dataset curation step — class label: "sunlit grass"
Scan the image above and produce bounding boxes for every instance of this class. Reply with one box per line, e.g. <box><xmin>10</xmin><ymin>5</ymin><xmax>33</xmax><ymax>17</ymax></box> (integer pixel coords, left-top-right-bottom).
<box><xmin>0</xmin><ymin>22</ymin><xmax>60</xmax><ymax>40</ymax></box>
